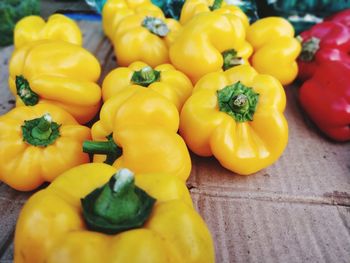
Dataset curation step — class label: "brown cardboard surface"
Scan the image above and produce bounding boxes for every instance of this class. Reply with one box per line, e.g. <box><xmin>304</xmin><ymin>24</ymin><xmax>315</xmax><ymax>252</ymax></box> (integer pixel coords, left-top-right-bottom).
<box><xmin>0</xmin><ymin>20</ymin><xmax>349</xmax><ymax>262</ymax></box>
<box><xmin>191</xmin><ymin>193</ymin><xmax>350</xmax><ymax>263</ymax></box>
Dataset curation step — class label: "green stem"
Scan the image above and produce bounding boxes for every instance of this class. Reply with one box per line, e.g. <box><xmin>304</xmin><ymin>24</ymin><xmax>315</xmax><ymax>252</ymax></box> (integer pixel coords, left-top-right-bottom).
<box><xmin>222</xmin><ymin>49</ymin><xmax>243</xmax><ymax>71</ymax></box>
<box><xmin>83</xmin><ymin>134</ymin><xmax>122</xmax><ymax>165</ymax></box>
<box><xmin>131</xmin><ymin>66</ymin><xmax>161</xmax><ymax>87</ymax></box>
<box><xmin>299</xmin><ymin>37</ymin><xmax>321</xmax><ymax>62</ymax></box>
<box><xmin>210</xmin><ymin>0</ymin><xmax>223</xmax><ymax>11</ymax></box>
<box><xmin>142</xmin><ymin>16</ymin><xmax>169</xmax><ymax>37</ymax></box>
<box><xmin>22</xmin><ymin>114</ymin><xmax>61</xmax><ymax>147</ymax></box>
<box><xmin>16</xmin><ymin>75</ymin><xmax>39</xmax><ymax>106</ymax></box>
<box><xmin>81</xmin><ymin>168</ymin><xmax>156</xmax><ymax>235</ymax></box>
<box><xmin>217</xmin><ymin>81</ymin><xmax>259</xmax><ymax>122</ymax></box>
<box><xmin>31</xmin><ymin>114</ymin><xmax>52</xmax><ymax>140</ymax></box>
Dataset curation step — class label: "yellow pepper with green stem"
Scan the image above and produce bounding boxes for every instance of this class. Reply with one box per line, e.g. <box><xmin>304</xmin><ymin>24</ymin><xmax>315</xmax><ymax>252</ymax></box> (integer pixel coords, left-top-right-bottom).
<box><xmin>246</xmin><ymin>17</ymin><xmax>301</xmax><ymax>85</ymax></box>
<box><xmin>179</xmin><ymin>0</ymin><xmax>249</xmax><ymax>29</ymax></box>
<box><xmin>170</xmin><ymin>11</ymin><xmax>252</xmax><ymax>84</ymax></box>
<box><xmin>14</xmin><ymin>164</ymin><xmax>215</xmax><ymax>262</ymax></box>
<box><xmin>14</xmin><ymin>14</ymin><xmax>82</xmax><ymax>49</ymax></box>
<box><xmin>84</xmin><ymin>87</ymin><xmax>191</xmax><ymax>180</ymax></box>
<box><xmin>0</xmin><ymin>104</ymin><xmax>91</xmax><ymax>191</ymax></box>
<box><xmin>112</xmin><ymin>13</ymin><xmax>181</xmax><ymax>67</ymax></box>
<box><xmin>8</xmin><ymin>40</ymin><xmax>102</xmax><ymax>124</ymax></box>
<box><xmin>102</xmin><ymin>61</ymin><xmax>193</xmax><ymax>111</ymax></box>
<box><xmin>85</xmin><ymin>122</ymin><xmax>191</xmax><ymax>181</ymax></box>
<box><xmin>180</xmin><ymin>65</ymin><xmax>288</xmax><ymax>175</ymax></box>
<box><xmin>93</xmin><ymin>86</ymin><xmax>180</xmax><ymax>135</ymax></box>
<box><xmin>102</xmin><ymin>0</ymin><xmax>163</xmax><ymax>39</ymax></box>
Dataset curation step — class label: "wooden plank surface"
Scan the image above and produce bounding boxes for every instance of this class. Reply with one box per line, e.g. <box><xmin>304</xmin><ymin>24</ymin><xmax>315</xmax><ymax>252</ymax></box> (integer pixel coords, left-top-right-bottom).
<box><xmin>0</xmin><ymin>19</ymin><xmax>349</xmax><ymax>262</ymax></box>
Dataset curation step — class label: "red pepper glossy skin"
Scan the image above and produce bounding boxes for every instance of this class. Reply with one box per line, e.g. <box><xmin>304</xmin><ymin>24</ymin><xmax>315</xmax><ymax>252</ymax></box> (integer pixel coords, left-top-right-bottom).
<box><xmin>298</xmin><ymin>21</ymin><xmax>350</xmax><ymax>81</ymax></box>
<box><xmin>299</xmin><ymin>61</ymin><xmax>350</xmax><ymax>142</ymax></box>
<box><xmin>325</xmin><ymin>9</ymin><xmax>350</xmax><ymax>28</ymax></box>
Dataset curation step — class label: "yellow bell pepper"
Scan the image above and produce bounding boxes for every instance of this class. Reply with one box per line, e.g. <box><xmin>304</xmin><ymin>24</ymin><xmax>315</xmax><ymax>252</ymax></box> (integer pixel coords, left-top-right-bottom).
<box><xmin>0</xmin><ymin>104</ymin><xmax>91</xmax><ymax>191</ymax></box>
<box><xmin>102</xmin><ymin>0</ymin><xmax>162</xmax><ymax>39</ymax></box>
<box><xmin>246</xmin><ymin>17</ymin><xmax>301</xmax><ymax>85</ymax></box>
<box><xmin>102</xmin><ymin>61</ymin><xmax>193</xmax><ymax>111</ymax></box>
<box><xmin>93</xmin><ymin>86</ymin><xmax>180</xmax><ymax>135</ymax></box>
<box><xmin>14</xmin><ymin>14</ymin><xmax>82</xmax><ymax>49</ymax></box>
<box><xmin>14</xmin><ymin>164</ymin><xmax>215</xmax><ymax>263</ymax></box>
<box><xmin>8</xmin><ymin>40</ymin><xmax>102</xmax><ymax>124</ymax></box>
<box><xmin>170</xmin><ymin>11</ymin><xmax>252</xmax><ymax>83</ymax></box>
<box><xmin>112</xmin><ymin>13</ymin><xmax>181</xmax><ymax>67</ymax></box>
<box><xmin>180</xmin><ymin>65</ymin><xmax>288</xmax><ymax>175</ymax></box>
<box><xmin>87</xmin><ymin>87</ymin><xmax>190</xmax><ymax>180</ymax></box>
<box><xmin>179</xmin><ymin>0</ymin><xmax>249</xmax><ymax>29</ymax></box>
<box><xmin>85</xmin><ymin>122</ymin><xmax>191</xmax><ymax>181</ymax></box>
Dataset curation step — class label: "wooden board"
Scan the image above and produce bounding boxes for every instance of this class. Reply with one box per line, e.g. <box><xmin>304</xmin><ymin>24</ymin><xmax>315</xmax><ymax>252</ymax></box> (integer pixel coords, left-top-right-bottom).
<box><xmin>0</xmin><ymin>20</ymin><xmax>349</xmax><ymax>262</ymax></box>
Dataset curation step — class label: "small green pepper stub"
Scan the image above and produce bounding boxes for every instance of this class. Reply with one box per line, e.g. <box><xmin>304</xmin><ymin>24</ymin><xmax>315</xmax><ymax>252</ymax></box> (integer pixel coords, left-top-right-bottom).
<box><xmin>217</xmin><ymin>81</ymin><xmax>259</xmax><ymax>122</ymax></box>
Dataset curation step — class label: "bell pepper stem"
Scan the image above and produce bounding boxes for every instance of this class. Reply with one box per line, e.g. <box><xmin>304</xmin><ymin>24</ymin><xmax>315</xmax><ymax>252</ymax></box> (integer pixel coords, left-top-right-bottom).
<box><xmin>299</xmin><ymin>37</ymin><xmax>321</xmax><ymax>62</ymax></box>
<box><xmin>30</xmin><ymin>113</ymin><xmax>53</xmax><ymax>141</ymax></box>
<box><xmin>16</xmin><ymin>75</ymin><xmax>39</xmax><ymax>106</ymax></box>
<box><xmin>131</xmin><ymin>66</ymin><xmax>161</xmax><ymax>87</ymax></box>
<box><xmin>222</xmin><ymin>49</ymin><xmax>243</xmax><ymax>71</ymax></box>
<box><xmin>140</xmin><ymin>66</ymin><xmax>155</xmax><ymax>80</ymax></box>
<box><xmin>217</xmin><ymin>81</ymin><xmax>259</xmax><ymax>122</ymax></box>
<box><xmin>142</xmin><ymin>16</ymin><xmax>169</xmax><ymax>37</ymax></box>
<box><xmin>22</xmin><ymin>114</ymin><xmax>61</xmax><ymax>147</ymax></box>
<box><xmin>93</xmin><ymin>169</ymin><xmax>140</xmax><ymax>223</ymax></box>
<box><xmin>210</xmin><ymin>0</ymin><xmax>223</xmax><ymax>11</ymax></box>
<box><xmin>82</xmin><ymin>135</ymin><xmax>122</xmax><ymax>165</ymax></box>
<box><xmin>83</xmin><ymin>140</ymin><xmax>117</xmax><ymax>155</ymax></box>
<box><xmin>81</xmin><ymin>169</ymin><xmax>156</xmax><ymax>235</ymax></box>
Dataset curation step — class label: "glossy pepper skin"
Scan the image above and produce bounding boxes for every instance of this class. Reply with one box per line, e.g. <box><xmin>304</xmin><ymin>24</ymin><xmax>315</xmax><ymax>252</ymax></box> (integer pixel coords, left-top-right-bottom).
<box><xmin>170</xmin><ymin>11</ymin><xmax>252</xmax><ymax>84</ymax></box>
<box><xmin>87</xmin><ymin>87</ymin><xmax>190</xmax><ymax>180</ymax></box>
<box><xmin>86</xmin><ymin>122</ymin><xmax>191</xmax><ymax>181</ymax></box>
<box><xmin>8</xmin><ymin>40</ymin><xmax>102</xmax><ymax>124</ymax></box>
<box><xmin>180</xmin><ymin>65</ymin><xmax>288</xmax><ymax>175</ymax></box>
<box><xmin>297</xmin><ymin>20</ymin><xmax>350</xmax><ymax>81</ymax></box>
<box><xmin>93</xmin><ymin>86</ymin><xmax>180</xmax><ymax>135</ymax></box>
<box><xmin>14</xmin><ymin>14</ymin><xmax>82</xmax><ymax>49</ymax></box>
<box><xmin>246</xmin><ymin>17</ymin><xmax>301</xmax><ymax>85</ymax></box>
<box><xmin>112</xmin><ymin>13</ymin><xmax>181</xmax><ymax>67</ymax></box>
<box><xmin>14</xmin><ymin>163</ymin><xmax>215</xmax><ymax>263</ymax></box>
<box><xmin>102</xmin><ymin>61</ymin><xmax>193</xmax><ymax>111</ymax></box>
<box><xmin>0</xmin><ymin>104</ymin><xmax>90</xmax><ymax>191</ymax></box>
<box><xmin>325</xmin><ymin>9</ymin><xmax>350</xmax><ymax>27</ymax></box>
<box><xmin>299</xmin><ymin>61</ymin><xmax>350</xmax><ymax>142</ymax></box>
<box><xmin>102</xmin><ymin>0</ymin><xmax>163</xmax><ymax>39</ymax></box>
<box><xmin>179</xmin><ymin>0</ymin><xmax>249</xmax><ymax>29</ymax></box>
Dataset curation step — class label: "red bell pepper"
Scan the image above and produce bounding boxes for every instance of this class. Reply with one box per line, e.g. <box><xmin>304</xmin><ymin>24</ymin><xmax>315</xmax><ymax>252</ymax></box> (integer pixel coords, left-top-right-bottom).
<box><xmin>325</xmin><ymin>9</ymin><xmax>350</xmax><ymax>28</ymax></box>
<box><xmin>299</xmin><ymin>61</ymin><xmax>350</xmax><ymax>142</ymax></box>
<box><xmin>297</xmin><ymin>20</ymin><xmax>350</xmax><ymax>81</ymax></box>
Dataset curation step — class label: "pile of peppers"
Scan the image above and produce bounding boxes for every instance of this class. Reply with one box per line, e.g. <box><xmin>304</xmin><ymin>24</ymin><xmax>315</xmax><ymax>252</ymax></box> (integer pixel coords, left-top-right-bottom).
<box><xmin>2</xmin><ymin>1</ymin><xmax>348</xmax><ymax>263</ymax></box>
<box><xmin>297</xmin><ymin>9</ymin><xmax>350</xmax><ymax>141</ymax></box>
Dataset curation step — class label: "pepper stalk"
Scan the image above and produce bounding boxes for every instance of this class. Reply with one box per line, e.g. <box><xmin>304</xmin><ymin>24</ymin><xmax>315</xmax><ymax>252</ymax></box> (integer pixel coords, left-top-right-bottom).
<box><xmin>210</xmin><ymin>0</ymin><xmax>223</xmax><ymax>11</ymax></box>
<box><xmin>131</xmin><ymin>66</ymin><xmax>161</xmax><ymax>87</ymax></box>
<box><xmin>22</xmin><ymin>113</ymin><xmax>61</xmax><ymax>147</ymax></box>
<box><xmin>222</xmin><ymin>49</ymin><xmax>244</xmax><ymax>71</ymax></box>
<box><xmin>142</xmin><ymin>16</ymin><xmax>169</xmax><ymax>37</ymax></box>
<box><xmin>83</xmin><ymin>134</ymin><xmax>122</xmax><ymax>165</ymax></box>
<box><xmin>298</xmin><ymin>36</ymin><xmax>321</xmax><ymax>62</ymax></box>
<box><xmin>81</xmin><ymin>168</ymin><xmax>156</xmax><ymax>234</ymax></box>
<box><xmin>217</xmin><ymin>81</ymin><xmax>259</xmax><ymax>122</ymax></box>
<box><xmin>16</xmin><ymin>75</ymin><xmax>39</xmax><ymax>106</ymax></box>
